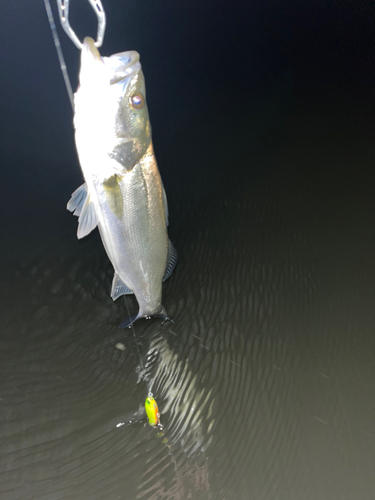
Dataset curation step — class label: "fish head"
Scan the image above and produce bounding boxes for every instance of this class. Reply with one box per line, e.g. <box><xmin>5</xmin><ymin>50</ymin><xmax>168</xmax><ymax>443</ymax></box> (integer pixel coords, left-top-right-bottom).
<box><xmin>75</xmin><ymin>37</ymin><xmax>152</xmax><ymax>173</ymax></box>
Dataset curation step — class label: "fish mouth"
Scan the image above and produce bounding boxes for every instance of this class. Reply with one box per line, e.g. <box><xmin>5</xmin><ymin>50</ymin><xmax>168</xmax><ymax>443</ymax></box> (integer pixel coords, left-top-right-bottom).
<box><xmin>105</xmin><ymin>50</ymin><xmax>141</xmax><ymax>85</ymax></box>
<box><xmin>79</xmin><ymin>37</ymin><xmax>105</xmax><ymax>86</ymax></box>
<box><xmin>82</xmin><ymin>37</ymin><xmax>102</xmax><ymax>62</ymax></box>
<box><xmin>81</xmin><ymin>37</ymin><xmax>141</xmax><ymax>86</ymax></box>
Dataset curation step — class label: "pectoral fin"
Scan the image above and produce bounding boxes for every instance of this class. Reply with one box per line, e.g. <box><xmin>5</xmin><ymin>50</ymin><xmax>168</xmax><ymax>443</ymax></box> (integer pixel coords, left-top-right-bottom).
<box><xmin>67</xmin><ymin>183</ymin><xmax>98</xmax><ymax>239</ymax></box>
<box><xmin>67</xmin><ymin>183</ymin><xmax>87</xmax><ymax>216</ymax></box>
<box><xmin>163</xmin><ymin>240</ymin><xmax>178</xmax><ymax>281</ymax></box>
<box><xmin>111</xmin><ymin>273</ymin><xmax>133</xmax><ymax>300</ymax></box>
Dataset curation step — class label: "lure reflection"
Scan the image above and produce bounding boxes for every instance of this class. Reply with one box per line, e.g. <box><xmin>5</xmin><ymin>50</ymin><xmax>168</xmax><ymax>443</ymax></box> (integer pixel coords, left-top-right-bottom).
<box><xmin>68</xmin><ymin>37</ymin><xmax>177</xmax><ymax>328</ymax></box>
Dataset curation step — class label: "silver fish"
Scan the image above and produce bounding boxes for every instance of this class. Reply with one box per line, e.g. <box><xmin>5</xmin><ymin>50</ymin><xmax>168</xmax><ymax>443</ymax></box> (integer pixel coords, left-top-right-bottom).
<box><xmin>67</xmin><ymin>37</ymin><xmax>177</xmax><ymax>327</ymax></box>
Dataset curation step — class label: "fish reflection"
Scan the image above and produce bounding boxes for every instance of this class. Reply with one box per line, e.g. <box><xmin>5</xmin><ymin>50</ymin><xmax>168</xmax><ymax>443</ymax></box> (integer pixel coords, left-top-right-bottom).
<box><xmin>133</xmin><ymin>332</ymin><xmax>216</xmax><ymax>499</ymax></box>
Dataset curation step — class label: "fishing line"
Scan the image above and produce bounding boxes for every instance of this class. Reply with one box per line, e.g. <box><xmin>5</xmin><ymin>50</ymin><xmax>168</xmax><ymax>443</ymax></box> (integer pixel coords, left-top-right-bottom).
<box><xmin>123</xmin><ymin>296</ymin><xmax>153</xmax><ymax>395</ymax></box>
<box><xmin>45</xmin><ymin>0</ymin><xmax>161</xmax><ymax>428</ymax></box>
<box><xmin>44</xmin><ymin>0</ymin><xmax>74</xmax><ymax>109</ymax></box>
<box><xmin>43</xmin><ymin>0</ymin><xmax>147</xmax><ymax>391</ymax></box>
<box><xmin>123</xmin><ymin>296</ymin><xmax>163</xmax><ymax>428</ymax></box>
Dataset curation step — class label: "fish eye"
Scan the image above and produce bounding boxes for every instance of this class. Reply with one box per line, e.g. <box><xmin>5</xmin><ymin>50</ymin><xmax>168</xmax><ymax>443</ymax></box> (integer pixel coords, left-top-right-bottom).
<box><xmin>130</xmin><ymin>92</ymin><xmax>145</xmax><ymax>109</ymax></box>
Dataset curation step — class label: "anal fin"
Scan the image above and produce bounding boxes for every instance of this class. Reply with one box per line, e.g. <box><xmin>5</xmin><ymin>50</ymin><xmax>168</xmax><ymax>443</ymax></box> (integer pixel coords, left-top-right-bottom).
<box><xmin>111</xmin><ymin>273</ymin><xmax>133</xmax><ymax>300</ymax></box>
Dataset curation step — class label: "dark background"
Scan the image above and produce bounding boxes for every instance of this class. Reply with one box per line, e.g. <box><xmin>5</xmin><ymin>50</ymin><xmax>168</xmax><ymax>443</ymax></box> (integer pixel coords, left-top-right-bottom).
<box><xmin>2</xmin><ymin>0</ymin><xmax>374</xmax><ymax>260</ymax></box>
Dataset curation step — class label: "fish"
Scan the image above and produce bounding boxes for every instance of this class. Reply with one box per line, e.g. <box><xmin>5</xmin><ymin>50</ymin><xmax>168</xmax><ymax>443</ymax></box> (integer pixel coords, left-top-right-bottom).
<box><xmin>67</xmin><ymin>37</ymin><xmax>177</xmax><ymax>327</ymax></box>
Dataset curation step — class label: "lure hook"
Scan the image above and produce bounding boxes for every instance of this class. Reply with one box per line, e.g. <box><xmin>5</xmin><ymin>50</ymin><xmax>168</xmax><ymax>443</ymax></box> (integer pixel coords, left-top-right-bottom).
<box><xmin>57</xmin><ymin>0</ymin><xmax>106</xmax><ymax>49</ymax></box>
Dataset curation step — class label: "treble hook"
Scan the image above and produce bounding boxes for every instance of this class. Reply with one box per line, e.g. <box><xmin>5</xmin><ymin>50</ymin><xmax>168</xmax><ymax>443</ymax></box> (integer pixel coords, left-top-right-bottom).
<box><xmin>56</xmin><ymin>0</ymin><xmax>106</xmax><ymax>50</ymax></box>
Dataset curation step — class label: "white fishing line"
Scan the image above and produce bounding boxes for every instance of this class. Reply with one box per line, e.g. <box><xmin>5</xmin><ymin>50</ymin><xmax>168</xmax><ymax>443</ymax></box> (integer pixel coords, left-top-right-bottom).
<box><xmin>123</xmin><ymin>295</ymin><xmax>153</xmax><ymax>398</ymax></box>
<box><xmin>44</xmin><ymin>0</ymin><xmax>157</xmax><ymax>419</ymax></box>
<box><xmin>44</xmin><ymin>0</ymin><xmax>74</xmax><ymax>109</ymax></box>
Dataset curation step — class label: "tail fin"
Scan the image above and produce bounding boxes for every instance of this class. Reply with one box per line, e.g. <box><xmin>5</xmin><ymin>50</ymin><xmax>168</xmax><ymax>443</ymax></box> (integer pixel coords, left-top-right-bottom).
<box><xmin>118</xmin><ymin>313</ymin><xmax>139</xmax><ymax>329</ymax></box>
<box><xmin>118</xmin><ymin>306</ymin><xmax>172</xmax><ymax>329</ymax></box>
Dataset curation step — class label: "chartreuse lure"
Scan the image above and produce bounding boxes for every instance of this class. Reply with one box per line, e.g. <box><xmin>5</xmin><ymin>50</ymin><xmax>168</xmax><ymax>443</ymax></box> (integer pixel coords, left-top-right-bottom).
<box><xmin>145</xmin><ymin>395</ymin><xmax>160</xmax><ymax>426</ymax></box>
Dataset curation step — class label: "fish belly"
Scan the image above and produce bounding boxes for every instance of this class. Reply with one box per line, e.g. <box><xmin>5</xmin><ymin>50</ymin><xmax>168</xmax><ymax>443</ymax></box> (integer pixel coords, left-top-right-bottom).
<box><xmin>92</xmin><ymin>150</ymin><xmax>168</xmax><ymax>316</ymax></box>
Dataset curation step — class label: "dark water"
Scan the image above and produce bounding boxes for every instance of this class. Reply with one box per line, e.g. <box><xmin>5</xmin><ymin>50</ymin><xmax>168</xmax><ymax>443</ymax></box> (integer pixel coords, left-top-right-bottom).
<box><xmin>1</xmin><ymin>1</ymin><xmax>375</xmax><ymax>499</ymax></box>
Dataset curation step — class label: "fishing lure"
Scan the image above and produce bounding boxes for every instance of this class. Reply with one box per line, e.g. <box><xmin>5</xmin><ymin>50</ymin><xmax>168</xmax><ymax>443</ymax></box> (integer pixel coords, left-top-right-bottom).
<box><xmin>145</xmin><ymin>396</ymin><xmax>161</xmax><ymax>427</ymax></box>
